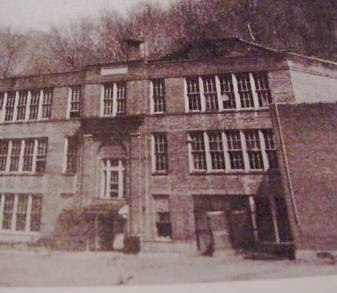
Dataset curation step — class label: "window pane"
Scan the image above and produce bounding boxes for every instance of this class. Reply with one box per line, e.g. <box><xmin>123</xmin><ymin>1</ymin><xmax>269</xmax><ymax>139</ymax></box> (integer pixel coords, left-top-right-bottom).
<box><xmin>10</xmin><ymin>140</ymin><xmax>21</xmax><ymax>172</ymax></box>
<box><xmin>16</xmin><ymin>195</ymin><xmax>28</xmax><ymax>231</ymax></box>
<box><xmin>153</xmin><ymin>134</ymin><xmax>168</xmax><ymax>172</ymax></box>
<box><xmin>69</xmin><ymin>86</ymin><xmax>81</xmax><ymax>118</ymax></box>
<box><xmin>0</xmin><ymin>140</ymin><xmax>9</xmax><ymax>171</ymax></box>
<box><xmin>263</xmin><ymin>129</ymin><xmax>279</xmax><ymax>169</ymax></box>
<box><xmin>226</xmin><ymin>131</ymin><xmax>244</xmax><ymax>169</ymax></box>
<box><xmin>36</xmin><ymin>138</ymin><xmax>48</xmax><ymax>172</ymax></box>
<box><xmin>208</xmin><ymin>132</ymin><xmax>225</xmax><ymax>170</ymax></box>
<box><xmin>190</xmin><ymin>132</ymin><xmax>206</xmax><ymax>170</ymax></box>
<box><xmin>3</xmin><ymin>194</ymin><xmax>14</xmax><ymax>230</ymax></box>
<box><xmin>103</xmin><ymin>83</ymin><xmax>114</xmax><ymax>115</ymax></box>
<box><xmin>5</xmin><ymin>92</ymin><xmax>15</xmax><ymax>121</ymax></box>
<box><xmin>30</xmin><ymin>195</ymin><xmax>42</xmax><ymax>231</ymax></box>
<box><xmin>66</xmin><ymin>137</ymin><xmax>78</xmax><ymax>173</ymax></box>
<box><xmin>186</xmin><ymin>78</ymin><xmax>201</xmax><ymax>111</ymax></box>
<box><xmin>17</xmin><ymin>91</ymin><xmax>28</xmax><ymax>121</ymax></box>
<box><xmin>42</xmin><ymin>88</ymin><xmax>53</xmax><ymax>118</ymax></box>
<box><xmin>245</xmin><ymin>130</ymin><xmax>264</xmax><ymax>170</ymax></box>
<box><xmin>253</xmin><ymin>72</ymin><xmax>272</xmax><ymax>106</ymax></box>
<box><xmin>219</xmin><ymin>74</ymin><xmax>236</xmax><ymax>109</ymax></box>
<box><xmin>203</xmin><ymin>76</ymin><xmax>218</xmax><ymax>111</ymax></box>
<box><xmin>116</xmin><ymin>82</ymin><xmax>126</xmax><ymax>115</ymax></box>
<box><xmin>23</xmin><ymin>139</ymin><xmax>34</xmax><ymax>171</ymax></box>
<box><xmin>152</xmin><ymin>79</ymin><xmax>166</xmax><ymax>113</ymax></box>
<box><xmin>236</xmin><ymin>73</ymin><xmax>254</xmax><ymax>108</ymax></box>
<box><xmin>29</xmin><ymin>90</ymin><xmax>40</xmax><ymax>120</ymax></box>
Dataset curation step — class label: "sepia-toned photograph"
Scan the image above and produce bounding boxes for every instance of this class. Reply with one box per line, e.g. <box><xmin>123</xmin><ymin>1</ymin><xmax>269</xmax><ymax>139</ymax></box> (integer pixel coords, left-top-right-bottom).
<box><xmin>0</xmin><ymin>0</ymin><xmax>336</xmax><ymax>290</ymax></box>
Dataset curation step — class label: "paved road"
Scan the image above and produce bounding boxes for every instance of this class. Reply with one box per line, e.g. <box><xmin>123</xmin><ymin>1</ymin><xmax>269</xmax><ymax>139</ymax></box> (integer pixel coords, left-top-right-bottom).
<box><xmin>0</xmin><ymin>249</ymin><xmax>337</xmax><ymax>287</ymax></box>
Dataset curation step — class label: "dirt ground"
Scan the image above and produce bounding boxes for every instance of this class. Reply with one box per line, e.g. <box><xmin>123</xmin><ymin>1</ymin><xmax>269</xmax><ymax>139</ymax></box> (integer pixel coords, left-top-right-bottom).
<box><xmin>0</xmin><ymin>249</ymin><xmax>337</xmax><ymax>287</ymax></box>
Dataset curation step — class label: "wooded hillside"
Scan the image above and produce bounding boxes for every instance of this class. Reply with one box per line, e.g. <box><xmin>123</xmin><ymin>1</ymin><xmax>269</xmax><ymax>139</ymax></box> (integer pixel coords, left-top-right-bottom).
<box><xmin>0</xmin><ymin>0</ymin><xmax>336</xmax><ymax>78</ymax></box>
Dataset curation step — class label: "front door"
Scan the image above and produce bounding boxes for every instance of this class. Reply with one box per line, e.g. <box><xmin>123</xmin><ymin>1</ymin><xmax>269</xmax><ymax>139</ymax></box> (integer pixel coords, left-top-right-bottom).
<box><xmin>98</xmin><ymin>214</ymin><xmax>114</xmax><ymax>251</ymax></box>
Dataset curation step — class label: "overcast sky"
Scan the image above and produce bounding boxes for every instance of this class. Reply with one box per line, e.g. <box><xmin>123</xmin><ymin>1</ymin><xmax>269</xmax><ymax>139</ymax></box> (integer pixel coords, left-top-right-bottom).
<box><xmin>0</xmin><ymin>0</ymin><xmax>171</xmax><ymax>32</ymax></box>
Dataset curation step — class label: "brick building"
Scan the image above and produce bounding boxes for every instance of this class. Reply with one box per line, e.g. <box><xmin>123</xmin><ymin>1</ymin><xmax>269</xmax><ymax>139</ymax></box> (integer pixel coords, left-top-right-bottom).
<box><xmin>0</xmin><ymin>38</ymin><xmax>336</xmax><ymax>257</ymax></box>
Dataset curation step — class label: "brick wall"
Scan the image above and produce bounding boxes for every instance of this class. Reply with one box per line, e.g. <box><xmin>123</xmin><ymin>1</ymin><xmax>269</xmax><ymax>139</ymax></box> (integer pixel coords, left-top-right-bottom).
<box><xmin>271</xmin><ymin>103</ymin><xmax>337</xmax><ymax>251</ymax></box>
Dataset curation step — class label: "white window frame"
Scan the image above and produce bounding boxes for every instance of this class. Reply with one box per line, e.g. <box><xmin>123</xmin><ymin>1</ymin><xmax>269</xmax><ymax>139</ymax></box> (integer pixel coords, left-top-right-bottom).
<box><xmin>151</xmin><ymin>133</ymin><xmax>169</xmax><ymax>174</ymax></box>
<box><xmin>63</xmin><ymin>136</ymin><xmax>78</xmax><ymax>174</ymax></box>
<box><xmin>184</xmin><ymin>72</ymin><xmax>271</xmax><ymax>113</ymax></box>
<box><xmin>0</xmin><ymin>193</ymin><xmax>42</xmax><ymax>234</ymax></box>
<box><xmin>100</xmin><ymin>82</ymin><xmax>126</xmax><ymax>117</ymax></box>
<box><xmin>100</xmin><ymin>159</ymin><xmax>124</xmax><ymax>199</ymax></box>
<box><xmin>150</xmin><ymin>79</ymin><xmax>166</xmax><ymax>114</ymax></box>
<box><xmin>187</xmin><ymin>129</ymin><xmax>276</xmax><ymax>174</ymax></box>
<box><xmin>67</xmin><ymin>86</ymin><xmax>81</xmax><ymax>119</ymax></box>
<box><xmin>0</xmin><ymin>89</ymin><xmax>52</xmax><ymax>123</ymax></box>
<box><xmin>0</xmin><ymin>138</ymin><xmax>47</xmax><ymax>174</ymax></box>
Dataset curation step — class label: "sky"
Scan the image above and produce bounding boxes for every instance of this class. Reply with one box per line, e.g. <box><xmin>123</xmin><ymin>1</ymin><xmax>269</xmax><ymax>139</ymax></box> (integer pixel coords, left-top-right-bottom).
<box><xmin>0</xmin><ymin>0</ymin><xmax>172</xmax><ymax>32</ymax></box>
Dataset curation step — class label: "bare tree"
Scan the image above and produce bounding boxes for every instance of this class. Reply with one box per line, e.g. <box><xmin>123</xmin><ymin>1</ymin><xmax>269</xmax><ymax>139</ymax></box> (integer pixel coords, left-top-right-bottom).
<box><xmin>47</xmin><ymin>18</ymin><xmax>100</xmax><ymax>71</ymax></box>
<box><xmin>0</xmin><ymin>27</ymin><xmax>26</xmax><ymax>78</ymax></box>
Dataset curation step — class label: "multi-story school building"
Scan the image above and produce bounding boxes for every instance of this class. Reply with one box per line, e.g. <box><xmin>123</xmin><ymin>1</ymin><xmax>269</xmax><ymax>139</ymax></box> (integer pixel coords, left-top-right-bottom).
<box><xmin>0</xmin><ymin>38</ymin><xmax>336</xmax><ymax>258</ymax></box>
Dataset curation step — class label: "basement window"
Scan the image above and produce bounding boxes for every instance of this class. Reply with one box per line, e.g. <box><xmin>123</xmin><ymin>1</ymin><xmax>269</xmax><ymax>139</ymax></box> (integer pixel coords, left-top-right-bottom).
<box><xmin>154</xmin><ymin>195</ymin><xmax>172</xmax><ymax>240</ymax></box>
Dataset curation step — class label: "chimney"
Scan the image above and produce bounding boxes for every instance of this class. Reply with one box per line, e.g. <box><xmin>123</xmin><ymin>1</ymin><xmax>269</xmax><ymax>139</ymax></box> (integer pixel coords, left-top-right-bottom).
<box><xmin>123</xmin><ymin>39</ymin><xmax>147</xmax><ymax>61</ymax></box>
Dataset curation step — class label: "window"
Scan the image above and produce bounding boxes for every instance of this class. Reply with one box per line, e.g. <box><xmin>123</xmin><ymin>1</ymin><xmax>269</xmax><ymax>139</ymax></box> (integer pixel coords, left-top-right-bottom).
<box><xmin>16</xmin><ymin>195</ymin><xmax>29</xmax><ymax>231</ymax></box>
<box><xmin>236</xmin><ymin>73</ymin><xmax>254</xmax><ymax>109</ymax></box>
<box><xmin>208</xmin><ymin>132</ymin><xmax>225</xmax><ymax>170</ymax></box>
<box><xmin>152</xmin><ymin>134</ymin><xmax>168</xmax><ymax>173</ymax></box>
<box><xmin>262</xmin><ymin>130</ymin><xmax>278</xmax><ymax>169</ymax></box>
<box><xmin>188</xmin><ymin>129</ymin><xmax>278</xmax><ymax>173</ymax></box>
<box><xmin>189</xmin><ymin>132</ymin><xmax>207</xmax><ymax>171</ymax></box>
<box><xmin>0</xmin><ymin>138</ymin><xmax>48</xmax><ymax>174</ymax></box>
<box><xmin>1</xmin><ymin>88</ymin><xmax>53</xmax><ymax>123</ymax></box>
<box><xmin>102</xmin><ymin>82</ymin><xmax>126</xmax><ymax>117</ymax></box>
<box><xmin>36</xmin><ymin>138</ymin><xmax>48</xmax><ymax>172</ymax></box>
<box><xmin>2</xmin><ymin>194</ymin><xmax>14</xmax><ymax>230</ymax></box>
<box><xmin>203</xmin><ymin>76</ymin><xmax>218</xmax><ymax>111</ymax></box>
<box><xmin>23</xmin><ymin>139</ymin><xmax>35</xmax><ymax>172</ymax></box>
<box><xmin>68</xmin><ymin>86</ymin><xmax>81</xmax><ymax>118</ymax></box>
<box><xmin>17</xmin><ymin>91</ymin><xmax>28</xmax><ymax>121</ymax></box>
<box><xmin>29</xmin><ymin>90</ymin><xmax>40</xmax><ymax>120</ymax></box>
<box><xmin>41</xmin><ymin>88</ymin><xmax>53</xmax><ymax>119</ymax></box>
<box><xmin>5</xmin><ymin>92</ymin><xmax>15</xmax><ymax>121</ymax></box>
<box><xmin>245</xmin><ymin>130</ymin><xmax>264</xmax><ymax>170</ymax></box>
<box><xmin>0</xmin><ymin>140</ymin><xmax>8</xmax><ymax>171</ymax></box>
<box><xmin>10</xmin><ymin>140</ymin><xmax>21</xmax><ymax>172</ymax></box>
<box><xmin>0</xmin><ymin>92</ymin><xmax>4</xmax><ymax>110</ymax></box>
<box><xmin>185</xmin><ymin>72</ymin><xmax>271</xmax><ymax>112</ymax></box>
<box><xmin>226</xmin><ymin>130</ymin><xmax>244</xmax><ymax>170</ymax></box>
<box><xmin>186</xmin><ymin>77</ymin><xmax>201</xmax><ymax>111</ymax></box>
<box><xmin>64</xmin><ymin>136</ymin><xmax>78</xmax><ymax>173</ymax></box>
<box><xmin>153</xmin><ymin>195</ymin><xmax>172</xmax><ymax>239</ymax></box>
<box><xmin>253</xmin><ymin>72</ymin><xmax>272</xmax><ymax>106</ymax></box>
<box><xmin>103</xmin><ymin>83</ymin><xmax>114</xmax><ymax>116</ymax></box>
<box><xmin>219</xmin><ymin>74</ymin><xmax>236</xmax><ymax>109</ymax></box>
<box><xmin>0</xmin><ymin>193</ymin><xmax>43</xmax><ymax>232</ymax></box>
<box><xmin>151</xmin><ymin>79</ymin><xmax>166</xmax><ymax>113</ymax></box>
<box><xmin>30</xmin><ymin>195</ymin><xmax>43</xmax><ymax>231</ymax></box>
<box><xmin>0</xmin><ymin>92</ymin><xmax>4</xmax><ymax>121</ymax></box>
<box><xmin>116</xmin><ymin>82</ymin><xmax>126</xmax><ymax>115</ymax></box>
<box><xmin>101</xmin><ymin>159</ymin><xmax>124</xmax><ymax>199</ymax></box>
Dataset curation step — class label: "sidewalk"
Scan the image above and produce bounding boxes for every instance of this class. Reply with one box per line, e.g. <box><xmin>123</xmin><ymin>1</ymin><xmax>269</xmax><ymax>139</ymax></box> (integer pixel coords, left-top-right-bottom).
<box><xmin>0</xmin><ymin>249</ymin><xmax>336</xmax><ymax>287</ymax></box>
